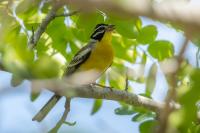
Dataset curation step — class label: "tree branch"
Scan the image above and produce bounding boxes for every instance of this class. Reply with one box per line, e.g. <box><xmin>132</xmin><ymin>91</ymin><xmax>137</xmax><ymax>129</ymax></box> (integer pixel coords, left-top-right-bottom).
<box><xmin>28</xmin><ymin>2</ymin><xmax>78</xmax><ymax>49</ymax></box>
<box><xmin>157</xmin><ymin>37</ymin><xmax>190</xmax><ymax>133</ymax></box>
<box><xmin>28</xmin><ymin>3</ymin><xmax>61</xmax><ymax>49</ymax></box>
<box><xmin>32</xmin><ymin>78</ymin><xmax>171</xmax><ymax>113</ymax></box>
<box><xmin>49</xmin><ymin>98</ymin><xmax>73</xmax><ymax>133</ymax></box>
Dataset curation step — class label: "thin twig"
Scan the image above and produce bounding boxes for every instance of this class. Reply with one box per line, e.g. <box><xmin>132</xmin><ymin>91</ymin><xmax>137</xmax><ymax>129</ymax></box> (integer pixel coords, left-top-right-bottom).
<box><xmin>196</xmin><ymin>48</ymin><xmax>200</xmax><ymax>67</ymax></box>
<box><xmin>157</xmin><ymin>37</ymin><xmax>190</xmax><ymax>133</ymax></box>
<box><xmin>28</xmin><ymin>3</ymin><xmax>61</xmax><ymax>49</ymax></box>
<box><xmin>28</xmin><ymin>2</ymin><xmax>78</xmax><ymax>49</ymax></box>
<box><xmin>48</xmin><ymin>97</ymin><xmax>73</xmax><ymax>133</ymax></box>
<box><xmin>30</xmin><ymin>27</ymin><xmax>35</xmax><ymax>45</ymax></box>
<box><xmin>125</xmin><ymin>69</ymin><xmax>129</xmax><ymax>92</ymax></box>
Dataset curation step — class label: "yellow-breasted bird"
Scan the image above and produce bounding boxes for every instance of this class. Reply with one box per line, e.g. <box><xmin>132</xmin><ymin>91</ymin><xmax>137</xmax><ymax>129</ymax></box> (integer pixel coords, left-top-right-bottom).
<box><xmin>32</xmin><ymin>23</ymin><xmax>115</xmax><ymax>122</ymax></box>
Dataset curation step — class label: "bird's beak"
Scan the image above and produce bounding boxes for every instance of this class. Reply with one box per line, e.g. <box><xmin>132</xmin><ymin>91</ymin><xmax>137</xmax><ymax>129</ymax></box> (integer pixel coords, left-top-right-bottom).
<box><xmin>106</xmin><ymin>24</ymin><xmax>115</xmax><ymax>31</ymax></box>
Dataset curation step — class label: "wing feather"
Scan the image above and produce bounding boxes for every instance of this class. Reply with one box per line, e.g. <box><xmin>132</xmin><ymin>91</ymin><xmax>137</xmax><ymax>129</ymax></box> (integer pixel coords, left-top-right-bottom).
<box><xmin>65</xmin><ymin>41</ymin><xmax>96</xmax><ymax>76</ymax></box>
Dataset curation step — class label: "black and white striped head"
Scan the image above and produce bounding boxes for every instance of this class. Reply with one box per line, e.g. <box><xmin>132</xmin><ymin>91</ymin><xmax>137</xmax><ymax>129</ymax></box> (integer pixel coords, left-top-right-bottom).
<box><xmin>90</xmin><ymin>24</ymin><xmax>115</xmax><ymax>41</ymax></box>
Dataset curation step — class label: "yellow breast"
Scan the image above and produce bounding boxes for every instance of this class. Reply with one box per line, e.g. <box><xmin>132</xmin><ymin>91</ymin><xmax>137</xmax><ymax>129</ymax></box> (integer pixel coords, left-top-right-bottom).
<box><xmin>79</xmin><ymin>31</ymin><xmax>114</xmax><ymax>74</ymax></box>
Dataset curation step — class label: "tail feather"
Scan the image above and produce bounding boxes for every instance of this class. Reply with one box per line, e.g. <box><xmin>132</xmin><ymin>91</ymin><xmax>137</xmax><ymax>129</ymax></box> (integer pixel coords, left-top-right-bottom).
<box><xmin>32</xmin><ymin>94</ymin><xmax>61</xmax><ymax>122</ymax></box>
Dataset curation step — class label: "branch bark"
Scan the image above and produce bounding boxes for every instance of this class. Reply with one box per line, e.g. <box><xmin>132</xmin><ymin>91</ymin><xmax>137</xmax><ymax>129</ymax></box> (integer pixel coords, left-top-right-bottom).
<box><xmin>28</xmin><ymin>2</ymin><xmax>78</xmax><ymax>49</ymax></box>
<box><xmin>157</xmin><ymin>37</ymin><xmax>190</xmax><ymax>133</ymax></box>
<box><xmin>49</xmin><ymin>98</ymin><xmax>72</xmax><ymax>133</ymax></box>
<box><xmin>32</xmin><ymin>78</ymin><xmax>169</xmax><ymax>113</ymax></box>
<box><xmin>28</xmin><ymin>3</ymin><xmax>61</xmax><ymax>49</ymax></box>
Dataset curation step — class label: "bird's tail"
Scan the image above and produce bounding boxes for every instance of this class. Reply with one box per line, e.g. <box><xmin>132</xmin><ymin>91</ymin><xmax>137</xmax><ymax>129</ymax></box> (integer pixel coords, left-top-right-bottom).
<box><xmin>32</xmin><ymin>94</ymin><xmax>61</xmax><ymax>122</ymax></box>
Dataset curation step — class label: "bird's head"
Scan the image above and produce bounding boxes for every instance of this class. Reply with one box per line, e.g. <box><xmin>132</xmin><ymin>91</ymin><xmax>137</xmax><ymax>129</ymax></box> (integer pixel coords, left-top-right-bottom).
<box><xmin>90</xmin><ymin>23</ymin><xmax>115</xmax><ymax>42</ymax></box>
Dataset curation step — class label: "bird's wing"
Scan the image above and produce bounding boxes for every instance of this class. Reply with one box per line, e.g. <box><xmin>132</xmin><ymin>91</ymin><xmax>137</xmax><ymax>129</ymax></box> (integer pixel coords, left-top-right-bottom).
<box><xmin>65</xmin><ymin>41</ymin><xmax>96</xmax><ymax>76</ymax></box>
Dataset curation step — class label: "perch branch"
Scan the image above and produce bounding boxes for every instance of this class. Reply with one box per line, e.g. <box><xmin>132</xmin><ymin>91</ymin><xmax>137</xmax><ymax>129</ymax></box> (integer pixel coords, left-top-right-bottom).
<box><xmin>31</xmin><ymin>78</ymin><xmax>178</xmax><ymax>113</ymax></box>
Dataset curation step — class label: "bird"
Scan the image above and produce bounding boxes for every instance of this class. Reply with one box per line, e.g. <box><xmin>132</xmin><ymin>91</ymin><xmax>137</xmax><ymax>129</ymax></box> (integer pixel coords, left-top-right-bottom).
<box><xmin>32</xmin><ymin>23</ymin><xmax>115</xmax><ymax>122</ymax></box>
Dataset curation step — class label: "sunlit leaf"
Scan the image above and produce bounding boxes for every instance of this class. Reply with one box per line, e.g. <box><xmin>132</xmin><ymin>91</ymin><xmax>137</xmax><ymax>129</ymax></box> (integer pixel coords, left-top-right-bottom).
<box><xmin>46</xmin><ymin>17</ymin><xmax>69</xmax><ymax>56</ymax></box>
<box><xmin>107</xmin><ymin>17</ymin><xmax>139</xmax><ymax>39</ymax></box>
<box><xmin>115</xmin><ymin>105</ymin><xmax>135</xmax><ymax>115</ymax></box>
<box><xmin>16</xmin><ymin>0</ymin><xmax>41</xmax><ymax>23</ymax></box>
<box><xmin>31</xmin><ymin>55</ymin><xmax>64</xmax><ymax>79</ymax></box>
<box><xmin>133</xmin><ymin>46</ymin><xmax>137</xmax><ymax>62</ymax></box>
<box><xmin>76</xmin><ymin>12</ymin><xmax>104</xmax><ymax>42</ymax></box>
<box><xmin>108</xmin><ymin>66</ymin><xmax>125</xmax><ymax>89</ymax></box>
<box><xmin>148</xmin><ymin>40</ymin><xmax>174</xmax><ymax>61</ymax></box>
<box><xmin>141</xmin><ymin>53</ymin><xmax>147</xmax><ymax>64</ymax></box>
<box><xmin>112</xmin><ymin>36</ymin><xmax>136</xmax><ymax>62</ymax></box>
<box><xmin>11</xmin><ymin>74</ymin><xmax>24</xmax><ymax>87</ymax></box>
<box><xmin>139</xmin><ymin>120</ymin><xmax>157</xmax><ymax>133</ymax></box>
<box><xmin>137</xmin><ymin>25</ymin><xmax>157</xmax><ymax>45</ymax></box>
<box><xmin>132</xmin><ymin>112</ymin><xmax>156</xmax><ymax>122</ymax></box>
<box><xmin>176</xmin><ymin>69</ymin><xmax>200</xmax><ymax>132</ymax></box>
<box><xmin>135</xmin><ymin>18</ymin><xmax>142</xmax><ymax>32</ymax></box>
<box><xmin>30</xmin><ymin>91</ymin><xmax>40</xmax><ymax>102</ymax></box>
<box><xmin>188</xmin><ymin>122</ymin><xmax>200</xmax><ymax>133</ymax></box>
<box><xmin>2</xmin><ymin>33</ymin><xmax>34</xmax><ymax>78</ymax></box>
<box><xmin>145</xmin><ymin>63</ymin><xmax>157</xmax><ymax>95</ymax></box>
<box><xmin>91</xmin><ymin>99</ymin><xmax>103</xmax><ymax>115</ymax></box>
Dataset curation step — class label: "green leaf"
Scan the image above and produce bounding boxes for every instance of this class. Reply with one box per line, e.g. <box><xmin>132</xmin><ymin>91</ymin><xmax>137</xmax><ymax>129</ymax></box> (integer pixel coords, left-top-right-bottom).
<box><xmin>112</xmin><ymin>36</ymin><xmax>137</xmax><ymax>62</ymax></box>
<box><xmin>139</xmin><ymin>93</ymin><xmax>152</xmax><ymax>99</ymax></box>
<box><xmin>31</xmin><ymin>55</ymin><xmax>64</xmax><ymax>79</ymax></box>
<box><xmin>141</xmin><ymin>53</ymin><xmax>147</xmax><ymax>64</ymax></box>
<box><xmin>35</xmin><ymin>35</ymin><xmax>51</xmax><ymax>57</ymax></box>
<box><xmin>11</xmin><ymin>74</ymin><xmax>24</xmax><ymax>87</ymax></box>
<box><xmin>2</xmin><ymin>33</ymin><xmax>34</xmax><ymax>78</ymax></box>
<box><xmin>91</xmin><ymin>99</ymin><xmax>103</xmax><ymax>115</ymax></box>
<box><xmin>132</xmin><ymin>112</ymin><xmax>156</xmax><ymax>122</ymax></box>
<box><xmin>133</xmin><ymin>46</ymin><xmax>137</xmax><ymax>62</ymax></box>
<box><xmin>76</xmin><ymin>12</ymin><xmax>104</xmax><ymax>42</ymax></box>
<box><xmin>188</xmin><ymin>122</ymin><xmax>200</xmax><ymax>133</ymax></box>
<box><xmin>108</xmin><ymin>67</ymin><xmax>125</xmax><ymax>89</ymax></box>
<box><xmin>30</xmin><ymin>91</ymin><xmax>40</xmax><ymax>102</ymax></box>
<box><xmin>176</xmin><ymin>69</ymin><xmax>200</xmax><ymax>132</ymax></box>
<box><xmin>137</xmin><ymin>25</ymin><xmax>157</xmax><ymax>45</ymax></box>
<box><xmin>135</xmin><ymin>18</ymin><xmax>142</xmax><ymax>32</ymax></box>
<box><xmin>63</xmin><ymin>121</ymin><xmax>76</xmax><ymax>126</ymax></box>
<box><xmin>16</xmin><ymin>0</ymin><xmax>41</xmax><ymax>23</ymax></box>
<box><xmin>148</xmin><ymin>40</ymin><xmax>174</xmax><ymax>61</ymax></box>
<box><xmin>192</xmin><ymin>36</ymin><xmax>200</xmax><ymax>48</ymax></box>
<box><xmin>16</xmin><ymin>0</ymin><xmax>40</xmax><ymax>15</ymax></box>
<box><xmin>115</xmin><ymin>105</ymin><xmax>135</xmax><ymax>115</ymax></box>
<box><xmin>107</xmin><ymin>17</ymin><xmax>139</xmax><ymax>39</ymax></box>
<box><xmin>139</xmin><ymin>120</ymin><xmax>157</xmax><ymax>133</ymax></box>
<box><xmin>145</xmin><ymin>63</ymin><xmax>157</xmax><ymax>95</ymax></box>
<box><xmin>46</xmin><ymin>18</ymin><xmax>70</xmax><ymax>56</ymax></box>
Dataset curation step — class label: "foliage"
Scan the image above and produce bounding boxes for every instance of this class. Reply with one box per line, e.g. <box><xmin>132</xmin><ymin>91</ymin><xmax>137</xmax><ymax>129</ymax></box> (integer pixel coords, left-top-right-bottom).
<box><xmin>0</xmin><ymin>0</ymin><xmax>200</xmax><ymax>133</ymax></box>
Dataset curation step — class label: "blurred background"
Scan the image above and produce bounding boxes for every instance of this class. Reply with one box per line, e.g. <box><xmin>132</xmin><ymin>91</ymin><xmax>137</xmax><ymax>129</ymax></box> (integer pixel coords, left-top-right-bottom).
<box><xmin>0</xmin><ymin>0</ymin><xmax>200</xmax><ymax>133</ymax></box>
<box><xmin>0</xmin><ymin>17</ymin><xmax>198</xmax><ymax>133</ymax></box>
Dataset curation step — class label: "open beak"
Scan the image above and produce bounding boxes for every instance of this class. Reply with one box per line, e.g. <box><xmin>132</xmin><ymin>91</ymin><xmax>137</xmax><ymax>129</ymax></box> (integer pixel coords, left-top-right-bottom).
<box><xmin>106</xmin><ymin>24</ymin><xmax>115</xmax><ymax>31</ymax></box>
